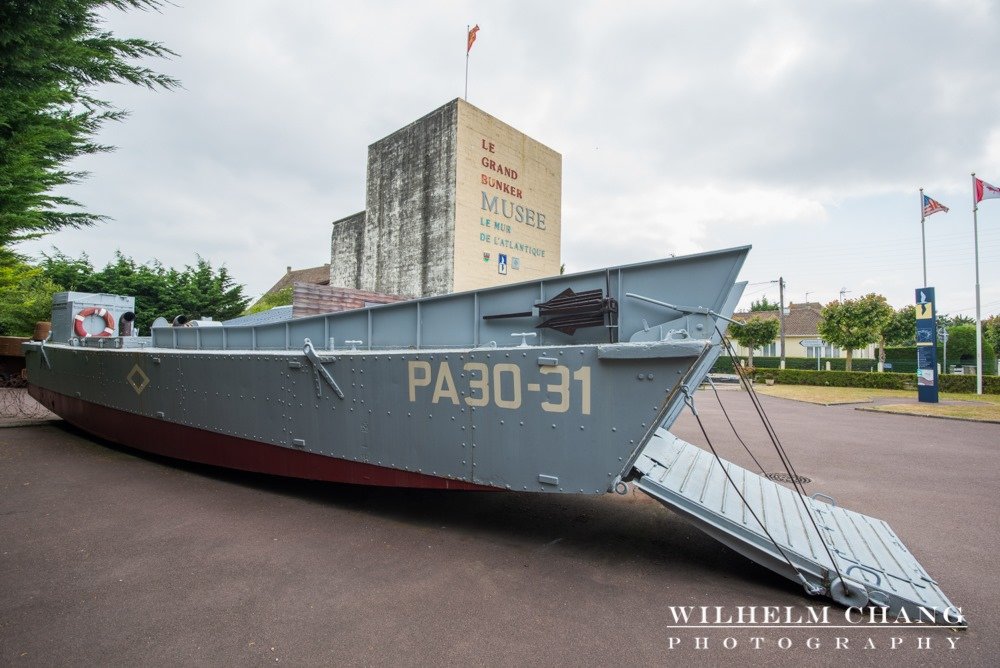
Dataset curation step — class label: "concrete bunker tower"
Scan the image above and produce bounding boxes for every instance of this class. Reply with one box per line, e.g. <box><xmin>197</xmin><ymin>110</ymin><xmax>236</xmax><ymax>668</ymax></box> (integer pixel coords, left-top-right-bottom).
<box><xmin>330</xmin><ymin>99</ymin><xmax>562</xmax><ymax>298</ymax></box>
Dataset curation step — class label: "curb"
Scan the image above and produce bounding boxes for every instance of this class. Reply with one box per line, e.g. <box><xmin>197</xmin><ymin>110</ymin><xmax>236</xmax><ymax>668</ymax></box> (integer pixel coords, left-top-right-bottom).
<box><xmin>855</xmin><ymin>406</ymin><xmax>1000</xmax><ymax>424</ymax></box>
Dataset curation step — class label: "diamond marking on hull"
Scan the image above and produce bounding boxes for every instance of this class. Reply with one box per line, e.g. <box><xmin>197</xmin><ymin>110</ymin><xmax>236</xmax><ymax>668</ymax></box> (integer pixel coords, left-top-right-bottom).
<box><xmin>127</xmin><ymin>364</ymin><xmax>149</xmax><ymax>395</ymax></box>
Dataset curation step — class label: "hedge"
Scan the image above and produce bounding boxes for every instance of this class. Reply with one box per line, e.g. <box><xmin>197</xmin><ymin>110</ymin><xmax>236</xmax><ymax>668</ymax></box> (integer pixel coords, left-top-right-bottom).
<box><xmin>748</xmin><ymin>369</ymin><xmax>1000</xmax><ymax>394</ymax></box>
<box><xmin>753</xmin><ymin>369</ymin><xmax>917</xmax><ymax>389</ymax></box>
<box><xmin>882</xmin><ymin>347</ymin><xmax>918</xmax><ymax>374</ymax></box>
<box><xmin>711</xmin><ymin>356</ymin><xmax>877</xmax><ymax>373</ymax></box>
<box><xmin>713</xmin><ymin>352</ymin><xmax>993</xmax><ymax>376</ymax></box>
<box><xmin>885</xmin><ymin>345</ymin><xmax>997</xmax><ymax>375</ymax></box>
<box><xmin>884</xmin><ymin>347</ymin><xmax>917</xmax><ymax>365</ymax></box>
<box><xmin>939</xmin><ymin>374</ymin><xmax>1000</xmax><ymax>394</ymax></box>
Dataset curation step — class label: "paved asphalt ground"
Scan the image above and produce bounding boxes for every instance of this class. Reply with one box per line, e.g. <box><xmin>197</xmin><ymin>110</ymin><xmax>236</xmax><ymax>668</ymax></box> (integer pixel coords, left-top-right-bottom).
<box><xmin>1</xmin><ymin>388</ymin><xmax>997</xmax><ymax>666</ymax></box>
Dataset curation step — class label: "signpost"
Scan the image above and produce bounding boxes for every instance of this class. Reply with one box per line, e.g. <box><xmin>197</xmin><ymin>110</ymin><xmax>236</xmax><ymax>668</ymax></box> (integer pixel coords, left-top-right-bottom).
<box><xmin>799</xmin><ymin>339</ymin><xmax>823</xmax><ymax>370</ymax></box>
<box><xmin>938</xmin><ymin>326</ymin><xmax>949</xmax><ymax>375</ymax></box>
<box><xmin>915</xmin><ymin>288</ymin><xmax>939</xmax><ymax>403</ymax></box>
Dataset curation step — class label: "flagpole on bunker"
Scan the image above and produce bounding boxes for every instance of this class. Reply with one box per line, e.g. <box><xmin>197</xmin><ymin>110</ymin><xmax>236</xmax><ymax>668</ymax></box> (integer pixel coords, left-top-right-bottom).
<box><xmin>973</xmin><ymin>173</ymin><xmax>983</xmax><ymax>395</ymax></box>
<box><xmin>465</xmin><ymin>24</ymin><xmax>480</xmax><ymax>101</ymax></box>
<box><xmin>920</xmin><ymin>187</ymin><xmax>927</xmax><ymax>287</ymax></box>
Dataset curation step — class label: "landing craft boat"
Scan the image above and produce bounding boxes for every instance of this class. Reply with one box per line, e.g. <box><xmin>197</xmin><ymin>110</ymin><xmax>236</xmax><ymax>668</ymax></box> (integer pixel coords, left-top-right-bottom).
<box><xmin>23</xmin><ymin>246</ymin><xmax>965</xmax><ymax>626</ymax></box>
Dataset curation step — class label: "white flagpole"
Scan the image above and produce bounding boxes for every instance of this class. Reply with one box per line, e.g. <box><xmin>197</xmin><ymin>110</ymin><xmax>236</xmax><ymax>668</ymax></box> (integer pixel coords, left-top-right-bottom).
<box><xmin>464</xmin><ymin>25</ymin><xmax>470</xmax><ymax>100</ymax></box>
<box><xmin>920</xmin><ymin>187</ymin><xmax>927</xmax><ymax>287</ymax></box>
<box><xmin>973</xmin><ymin>172</ymin><xmax>983</xmax><ymax>395</ymax></box>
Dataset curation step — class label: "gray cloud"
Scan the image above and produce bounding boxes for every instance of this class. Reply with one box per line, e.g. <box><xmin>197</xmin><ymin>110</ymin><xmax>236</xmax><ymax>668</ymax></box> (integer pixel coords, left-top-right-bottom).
<box><xmin>18</xmin><ymin>0</ymin><xmax>1000</xmax><ymax>315</ymax></box>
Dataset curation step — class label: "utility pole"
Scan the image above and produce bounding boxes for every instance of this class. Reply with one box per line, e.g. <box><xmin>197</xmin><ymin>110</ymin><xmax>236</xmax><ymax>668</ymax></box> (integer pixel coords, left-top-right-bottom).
<box><xmin>779</xmin><ymin>276</ymin><xmax>786</xmax><ymax>369</ymax></box>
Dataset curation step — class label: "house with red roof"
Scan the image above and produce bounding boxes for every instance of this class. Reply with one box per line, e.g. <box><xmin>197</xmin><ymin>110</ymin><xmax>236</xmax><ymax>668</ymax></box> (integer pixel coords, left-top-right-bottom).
<box><xmin>730</xmin><ymin>302</ymin><xmax>875</xmax><ymax>360</ymax></box>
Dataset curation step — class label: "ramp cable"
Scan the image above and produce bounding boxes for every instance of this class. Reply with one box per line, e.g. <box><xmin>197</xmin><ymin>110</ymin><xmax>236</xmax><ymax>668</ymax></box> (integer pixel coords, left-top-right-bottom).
<box><xmin>714</xmin><ymin>327</ymin><xmax>848</xmax><ymax>595</ymax></box>
<box><xmin>680</xmin><ymin>389</ymin><xmax>822</xmax><ymax>596</ymax></box>
<box><xmin>705</xmin><ymin>376</ymin><xmax>767</xmax><ymax>475</ymax></box>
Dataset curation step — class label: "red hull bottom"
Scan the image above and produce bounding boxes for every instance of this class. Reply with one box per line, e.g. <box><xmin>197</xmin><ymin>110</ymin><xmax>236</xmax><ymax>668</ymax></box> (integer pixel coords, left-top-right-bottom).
<box><xmin>28</xmin><ymin>385</ymin><xmax>493</xmax><ymax>491</ymax></box>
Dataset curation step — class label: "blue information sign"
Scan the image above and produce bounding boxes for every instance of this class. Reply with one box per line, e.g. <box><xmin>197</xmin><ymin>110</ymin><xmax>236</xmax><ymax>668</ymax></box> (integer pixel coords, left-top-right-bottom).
<box><xmin>915</xmin><ymin>287</ymin><xmax>938</xmax><ymax>403</ymax></box>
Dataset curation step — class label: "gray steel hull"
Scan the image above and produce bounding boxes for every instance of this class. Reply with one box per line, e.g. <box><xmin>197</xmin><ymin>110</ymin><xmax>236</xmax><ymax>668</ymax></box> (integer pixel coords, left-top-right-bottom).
<box><xmin>26</xmin><ymin>340</ymin><xmax>708</xmax><ymax>492</ymax></box>
<box><xmin>26</xmin><ymin>247</ymin><xmax>751</xmax><ymax>491</ymax></box>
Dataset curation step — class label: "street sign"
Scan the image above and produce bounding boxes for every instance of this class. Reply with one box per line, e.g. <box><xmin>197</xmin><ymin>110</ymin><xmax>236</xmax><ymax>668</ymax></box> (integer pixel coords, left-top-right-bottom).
<box><xmin>915</xmin><ymin>287</ymin><xmax>938</xmax><ymax>404</ymax></box>
<box><xmin>798</xmin><ymin>338</ymin><xmax>823</xmax><ymax>347</ymax></box>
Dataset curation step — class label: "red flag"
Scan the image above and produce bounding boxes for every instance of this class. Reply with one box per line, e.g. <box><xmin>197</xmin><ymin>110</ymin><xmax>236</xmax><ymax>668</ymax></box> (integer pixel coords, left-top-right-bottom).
<box><xmin>975</xmin><ymin>177</ymin><xmax>1000</xmax><ymax>203</ymax></box>
<box><xmin>467</xmin><ymin>25</ymin><xmax>480</xmax><ymax>53</ymax></box>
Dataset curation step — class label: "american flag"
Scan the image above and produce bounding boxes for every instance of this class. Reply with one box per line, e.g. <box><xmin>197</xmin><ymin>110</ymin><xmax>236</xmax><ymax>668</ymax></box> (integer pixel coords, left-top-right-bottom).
<box><xmin>922</xmin><ymin>194</ymin><xmax>949</xmax><ymax>218</ymax></box>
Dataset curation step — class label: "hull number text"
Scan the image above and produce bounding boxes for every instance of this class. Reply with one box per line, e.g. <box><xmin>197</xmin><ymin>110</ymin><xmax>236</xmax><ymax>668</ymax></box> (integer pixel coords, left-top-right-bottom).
<box><xmin>407</xmin><ymin>361</ymin><xmax>591</xmax><ymax>415</ymax></box>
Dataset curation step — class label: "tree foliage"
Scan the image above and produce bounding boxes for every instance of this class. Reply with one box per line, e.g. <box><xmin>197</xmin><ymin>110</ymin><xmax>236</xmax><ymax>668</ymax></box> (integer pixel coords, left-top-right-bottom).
<box><xmin>0</xmin><ymin>0</ymin><xmax>178</xmax><ymax>246</ymax></box>
<box><xmin>817</xmin><ymin>294</ymin><xmax>892</xmax><ymax>371</ymax></box>
<box><xmin>984</xmin><ymin>315</ymin><xmax>1000</xmax><ymax>358</ymax></box>
<box><xmin>729</xmin><ymin>316</ymin><xmax>780</xmax><ymax>366</ymax></box>
<box><xmin>38</xmin><ymin>250</ymin><xmax>250</xmax><ymax>333</ymax></box>
<box><xmin>938</xmin><ymin>313</ymin><xmax>976</xmax><ymax>328</ymax></box>
<box><xmin>749</xmin><ymin>296</ymin><xmax>780</xmax><ymax>312</ymax></box>
<box><xmin>882</xmin><ymin>305</ymin><xmax>916</xmax><ymax>347</ymax></box>
<box><xmin>946</xmin><ymin>324</ymin><xmax>997</xmax><ymax>372</ymax></box>
<box><xmin>245</xmin><ymin>287</ymin><xmax>293</xmax><ymax>315</ymax></box>
<box><xmin>0</xmin><ymin>250</ymin><xmax>63</xmax><ymax>336</ymax></box>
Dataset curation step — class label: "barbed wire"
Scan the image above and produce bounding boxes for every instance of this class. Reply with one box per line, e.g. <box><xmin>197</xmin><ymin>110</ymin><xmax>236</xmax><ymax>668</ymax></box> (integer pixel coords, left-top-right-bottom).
<box><xmin>0</xmin><ymin>381</ymin><xmax>55</xmax><ymax>422</ymax></box>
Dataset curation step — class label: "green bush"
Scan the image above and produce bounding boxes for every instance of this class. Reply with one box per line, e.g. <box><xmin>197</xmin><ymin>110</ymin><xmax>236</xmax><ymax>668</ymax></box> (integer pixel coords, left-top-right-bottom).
<box><xmin>939</xmin><ymin>374</ymin><xmax>1000</xmax><ymax>394</ymax></box>
<box><xmin>884</xmin><ymin>347</ymin><xmax>917</xmax><ymax>364</ymax></box>
<box><xmin>884</xmin><ymin>344</ymin><xmax>996</xmax><ymax>375</ymax></box>
<box><xmin>712</xmin><ymin>348</ymin><xmax>993</xmax><ymax>376</ymax></box>
<box><xmin>711</xmin><ymin>356</ymin><xmax>877</xmax><ymax>373</ymax></box>
<box><xmin>753</xmin><ymin>369</ymin><xmax>916</xmax><ymax>390</ymax></box>
<box><xmin>712</xmin><ymin>357</ymin><xmax>735</xmax><ymax>373</ymax></box>
<box><xmin>245</xmin><ymin>286</ymin><xmax>293</xmax><ymax>314</ymax></box>
<box><xmin>882</xmin><ymin>347</ymin><xmax>918</xmax><ymax>373</ymax></box>
<box><xmin>746</xmin><ymin>368</ymin><xmax>1000</xmax><ymax>394</ymax></box>
<box><xmin>946</xmin><ymin>325</ymin><xmax>997</xmax><ymax>371</ymax></box>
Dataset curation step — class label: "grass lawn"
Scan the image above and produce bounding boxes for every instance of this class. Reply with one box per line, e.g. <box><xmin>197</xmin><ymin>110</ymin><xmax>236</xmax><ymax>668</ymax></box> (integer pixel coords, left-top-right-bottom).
<box><xmin>753</xmin><ymin>384</ymin><xmax>1000</xmax><ymax>422</ymax></box>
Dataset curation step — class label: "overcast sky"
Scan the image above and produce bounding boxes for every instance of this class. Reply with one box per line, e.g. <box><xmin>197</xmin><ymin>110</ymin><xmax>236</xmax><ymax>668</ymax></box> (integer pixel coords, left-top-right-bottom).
<box><xmin>18</xmin><ymin>0</ymin><xmax>1000</xmax><ymax>317</ymax></box>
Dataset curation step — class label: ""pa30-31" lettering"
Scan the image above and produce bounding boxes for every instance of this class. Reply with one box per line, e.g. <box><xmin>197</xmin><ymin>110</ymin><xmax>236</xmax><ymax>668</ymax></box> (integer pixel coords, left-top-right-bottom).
<box><xmin>407</xmin><ymin>361</ymin><xmax>591</xmax><ymax>414</ymax></box>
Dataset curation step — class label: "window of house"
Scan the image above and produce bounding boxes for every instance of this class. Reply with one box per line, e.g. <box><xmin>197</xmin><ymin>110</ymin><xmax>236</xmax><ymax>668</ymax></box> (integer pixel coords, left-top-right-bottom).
<box><xmin>806</xmin><ymin>343</ymin><xmax>841</xmax><ymax>358</ymax></box>
<box><xmin>755</xmin><ymin>342</ymin><xmax>778</xmax><ymax>357</ymax></box>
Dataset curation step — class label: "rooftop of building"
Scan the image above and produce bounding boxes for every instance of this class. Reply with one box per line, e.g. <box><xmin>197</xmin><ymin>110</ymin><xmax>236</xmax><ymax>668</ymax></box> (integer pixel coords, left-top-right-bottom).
<box><xmin>261</xmin><ymin>264</ymin><xmax>330</xmax><ymax>299</ymax></box>
<box><xmin>733</xmin><ymin>302</ymin><xmax>823</xmax><ymax>336</ymax></box>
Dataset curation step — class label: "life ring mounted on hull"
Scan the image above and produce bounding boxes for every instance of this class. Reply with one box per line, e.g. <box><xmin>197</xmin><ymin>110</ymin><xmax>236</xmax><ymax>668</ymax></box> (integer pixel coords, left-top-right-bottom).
<box><xmin>74</xmin><ymin>307</ymin><xmax>115</xmax><ymax>337</ymax></box>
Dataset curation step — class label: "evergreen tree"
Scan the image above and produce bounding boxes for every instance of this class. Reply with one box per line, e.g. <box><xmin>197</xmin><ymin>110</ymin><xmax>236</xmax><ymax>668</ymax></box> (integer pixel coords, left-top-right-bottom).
<box><xmin>38</xmin><ymin>250</ymin><xmax>250</xmax><ymax>333</ymax></box>
<box><xmin>0</xmin><ymin>0</ymin><xmax>178</xmax><ymax>246</ymax></box>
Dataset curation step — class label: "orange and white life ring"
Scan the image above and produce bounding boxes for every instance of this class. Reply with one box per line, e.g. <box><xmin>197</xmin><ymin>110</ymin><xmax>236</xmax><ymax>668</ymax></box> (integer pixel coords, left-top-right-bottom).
<box><xmin>74</xmin><ymin>307</ymin><xmax>115</xmax><ymax>337</ymax></box>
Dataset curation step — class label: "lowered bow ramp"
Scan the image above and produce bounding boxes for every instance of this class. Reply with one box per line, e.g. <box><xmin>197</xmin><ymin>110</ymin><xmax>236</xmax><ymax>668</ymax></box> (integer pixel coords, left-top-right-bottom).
<box><xmin>634</xmin><ymin>430</ymin><xmax>964</xmax><ymax>625</ymax></box>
